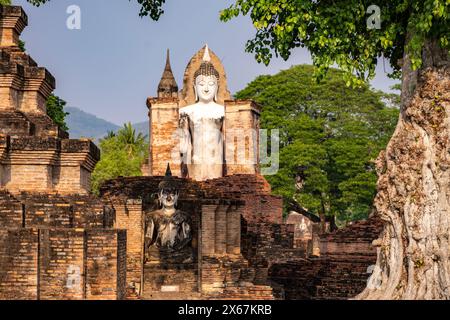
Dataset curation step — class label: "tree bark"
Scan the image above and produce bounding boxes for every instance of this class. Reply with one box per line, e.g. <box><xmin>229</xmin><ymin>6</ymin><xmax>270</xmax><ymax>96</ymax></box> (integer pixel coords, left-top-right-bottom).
<box><xmin>357</xmin><ymin>38</ymin><xmax>450</xmax><ymax>300</ymax></box>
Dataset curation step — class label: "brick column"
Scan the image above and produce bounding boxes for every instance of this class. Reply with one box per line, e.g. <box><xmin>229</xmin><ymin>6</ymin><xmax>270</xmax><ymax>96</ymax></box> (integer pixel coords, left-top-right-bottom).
<box><xmin>147</xmin><ymin>97</ymin><xmax>181</xmax><ymax>177</ymax></box>
<box><xmin>226</xmin><ymin>206</ymin><xmax>241</xmax><ymax>255</ymax></box>
<box><xmin>224</xmin><ymin>100</ymin><xmax>261</xmax><ymax>175</ymax></box>
<box><xmin>113</xmin><ymin>199</ymin><xmax>143</xmax><ymax>295</ymax></box>
<box><xmin>214</xmin><ymin>205</ymin><xmax>227</xmax><ymax>254</ymax></box>
<box><xmin>201</xmin><ymin>205</ymin><xmax>217</xmax><ymax>255</ymax></box>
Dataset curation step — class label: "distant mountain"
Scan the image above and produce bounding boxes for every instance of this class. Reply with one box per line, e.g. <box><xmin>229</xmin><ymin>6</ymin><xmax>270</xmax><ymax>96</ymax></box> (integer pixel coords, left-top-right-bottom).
<box><xmin>66</xmin><ymin>107</ymin><xmax>148</xmax><ymax>140</ymax></box>
<box><xmin>66</xmin><ymin>107</ymin><xmax>120</xmax><ymax>139</ymax></box>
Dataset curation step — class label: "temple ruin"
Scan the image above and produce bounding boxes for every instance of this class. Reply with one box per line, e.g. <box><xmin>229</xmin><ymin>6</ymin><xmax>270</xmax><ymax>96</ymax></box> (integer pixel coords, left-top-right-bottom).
<box><xmin>0</xmin><ymin>5</ymin><xmax>382</xmax><ymax>300</ymax></box>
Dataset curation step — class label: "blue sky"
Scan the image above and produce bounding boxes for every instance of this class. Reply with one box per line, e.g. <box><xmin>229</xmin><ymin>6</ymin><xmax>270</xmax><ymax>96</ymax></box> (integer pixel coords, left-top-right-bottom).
<box><xmin>16</xmin><ymin>0</ymin><xmax>398</xmax><ymax>125</ymax></box>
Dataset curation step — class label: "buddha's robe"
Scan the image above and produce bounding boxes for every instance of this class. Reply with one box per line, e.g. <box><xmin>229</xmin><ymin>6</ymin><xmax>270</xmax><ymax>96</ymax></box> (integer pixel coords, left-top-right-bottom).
<box><xmin>179</xmin><ymin>103</ymin><xmax>224</xmax><ymax>181</ymax></box>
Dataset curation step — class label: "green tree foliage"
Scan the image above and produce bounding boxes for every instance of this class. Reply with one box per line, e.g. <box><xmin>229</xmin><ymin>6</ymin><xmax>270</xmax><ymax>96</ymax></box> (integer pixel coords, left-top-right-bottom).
<box><xmin>236</xmin><ymin>65</ymin><xmax>399</xmax><ymax>223</ymax></box>
<box><xmin>220</xmin><ymin>1</ymin><xmax>449</xmax><ymax>85</ymax></box>
<box><xmin>91</xmin><ymin>123</ymin><xmax>148</xmax><ymax>195</ymax></box>
<box><xmin>46</xmin><ymin>94</ymin><xmax>69</xmax><ymax>131</ymax></box>
<box><xmin>118</xmin><ymin>122</ymin><xmax>147</xmax><ymax>156</ymax></box>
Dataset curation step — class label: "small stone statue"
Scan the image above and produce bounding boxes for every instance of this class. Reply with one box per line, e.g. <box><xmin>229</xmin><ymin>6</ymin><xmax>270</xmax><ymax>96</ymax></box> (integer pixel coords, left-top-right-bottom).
<box><xmin>144</xmin><ymin>164</ymin><xmax>193</xmax><ymax>263</ymax></box>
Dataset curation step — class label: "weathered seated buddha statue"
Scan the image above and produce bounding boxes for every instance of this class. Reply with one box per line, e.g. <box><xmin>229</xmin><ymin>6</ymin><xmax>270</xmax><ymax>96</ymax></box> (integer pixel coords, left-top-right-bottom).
<box><xmin>179</xmin><ymin>45</ymin><xmax>224</xmax><ymax>181</ymax></box>
<box><xmin>144</xmin><ymin>165</ymin><xmax>193</xmax><ymax>263</ymax></box>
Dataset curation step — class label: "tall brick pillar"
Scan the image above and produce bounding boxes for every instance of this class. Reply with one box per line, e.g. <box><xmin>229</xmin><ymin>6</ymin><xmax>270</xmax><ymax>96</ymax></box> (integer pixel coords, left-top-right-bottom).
<box><xmin>112</xmin><ymin>199</ymin><xmax>143</xmax><ymax>295</ymax></box>
<box><xmin>147</xmin><ymin>97</ymin><xmax>181</xmax><ymax>177</ymax></box>
<box><xmin>224</xmin><ymin>100</ymin><xmax>261</xmax><ymax>175</ymax></box>
<box><xmin>145</xmin><ymin>50</ymin><xmax>181</xmax><ymax>177</ymax></box>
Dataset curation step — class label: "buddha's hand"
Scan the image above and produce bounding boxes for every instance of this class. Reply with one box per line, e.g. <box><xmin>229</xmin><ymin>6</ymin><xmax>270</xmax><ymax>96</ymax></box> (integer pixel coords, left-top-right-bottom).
<box><xmin>179</xmin><ymin>114</ymin><xmax>189</xmax><ymax>129</ymax></box>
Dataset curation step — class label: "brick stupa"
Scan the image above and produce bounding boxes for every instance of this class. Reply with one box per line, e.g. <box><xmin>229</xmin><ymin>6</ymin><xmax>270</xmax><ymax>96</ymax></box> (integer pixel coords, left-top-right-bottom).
<box><xmin>0</xmin><ymin>6</ymin><xmax>126</xmax><ymax>300</ymax></box>
<box><xmin>0</xmin><ymin>6</ymin><xmax>98</xmax><ymax>194</ymax></box>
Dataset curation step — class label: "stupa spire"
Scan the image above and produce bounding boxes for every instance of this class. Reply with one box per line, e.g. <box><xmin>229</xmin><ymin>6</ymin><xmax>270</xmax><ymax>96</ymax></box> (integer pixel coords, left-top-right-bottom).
<box><xmin>157</xmin><ymin>49</ymin><xmax>179</xmax><ymax>98</ymax></box>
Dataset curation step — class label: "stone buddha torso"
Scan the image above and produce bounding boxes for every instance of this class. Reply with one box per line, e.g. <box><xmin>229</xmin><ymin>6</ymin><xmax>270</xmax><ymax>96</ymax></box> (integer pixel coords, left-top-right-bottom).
<box><xmin>144</xmin><ymin>173</ymin><xmax>193</xmax><ymax>264</ymax></box>
<box><xmin>145</xmin><ymin>209</ymin><xmax>192</xmax><ymax>251</ymax></box>
<box><xmin>179</xmin><ymin>49</ymin><xmax>225</xmax><ymax>181</ymax></box>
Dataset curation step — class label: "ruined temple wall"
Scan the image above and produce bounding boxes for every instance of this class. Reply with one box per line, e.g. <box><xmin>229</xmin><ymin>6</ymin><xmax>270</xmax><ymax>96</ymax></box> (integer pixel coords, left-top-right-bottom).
<box><xmin>53</xmin><ymin>166</ymin><xmax>83</xmax><ymax>194</ymax></box>
<box><xmin>241</xmin><ymin>194</ymin><xmax>283</xmax><ymax>224</ymax></box>
<box><xmin>224</xmin><ymin>100</ymin><xmax>260</xmax><ymax>176</ymax></box>
<box><xmin>85</xmin><ymin>229</ymin><xmax>127</xmax><ymax>300</ymax></box>
<box><xmin>0</xmin><ymin>194</ymin><xmax>22</xmax><ymax>227</ymax></box>
<box><xmin>268</xmin><ymin>217</ymin><xmax>383</xmax><ymax>300</ymax></box>
<box><xmin>147</xmin><ymin>97</ymin><xmax>180</xmax><ymax>177</ymax></box>
<box><xmin>39</xmin><ymin>229</ymin><xmax>85</xmax><ymax>300</ymax></box>
<box><xmin>19</xmin><ymin>90</ymin><xmax>48</xmax><ymax>114</ymax></box>
<box><xmin>201</xmin><ymin>175</ymin><xmax>283</xmax><ymax>224</ymax></box>
<box><xmin>1</xmin><ymin>140</ymin><xmax>99</xmax><ymax>195</ymax></box>
<box><xmin>0</xmin><ymin>191</ymin><xmax>127</xmax><ymax>300</ymax></box>
<box><xmin>241</xmin><ymin>221</ymin><xmax>307</xmax><ymax>286</ymax></box>
<box><xmin>7</xmin><ymin>163</ymin><xmax>53</xmax><ymax>192</ymax></box>
<box><xmin>0</xmin><ymin>6</ymin><xmax>27</xmax><ymax>48</ymax></box>
<box><xmin>0</xmin><ymin>87</ymin><xmax>20</xmax><ymax>111</ymax></box>
<box><xmin>0</xmin><ymin>228</ymin><xmax>127</xmax><ymax>300</ymax></box>
<box><xmin>113</xmin><ymin>200</ymin><xmax>143</xmax><ymax>294</ymax></box>
<box><xmin>0</xmin><ymin>228</ymin><xmax>38</xmax><ymax>300</ymax></box>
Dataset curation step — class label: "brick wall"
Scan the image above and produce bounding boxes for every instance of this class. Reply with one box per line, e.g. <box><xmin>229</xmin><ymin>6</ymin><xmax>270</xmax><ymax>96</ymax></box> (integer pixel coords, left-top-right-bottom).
<box><xmin>269</xmin><ymin>217</ymin><xmax>384</xmax><ymax>300</ymax></box>
<box><xmin>224</xmin><ymin>100</ymin><xmax>260</xmax><ymax>176</ymax></box>
<box><xmin>0</xmin><ymin>191</ymin><xmax>22</xmax><ymax>228</ymax></box>
<box><xmin>0</xmin><ymin>189</ymin><xmax>126</xmax><ymax>300</ymax></box>
<box><xmin>0</xmin><ymin>228</ymin><xmax>38</xmax><ymax>300</ymax></box>
<box><xmin>113</xmin><ymin>200</ymin><xmax>143</xmax><ymax>294</ymax></box>
<box><xmin>85</xmin><ymin>229</ymin><xmax>126</xmax><ymax>300</ymax></box>
<box><xmin>147</xmin><ymin>98</ymin><xmax>180</xmax><ymax>177</ymax></box>
<box><xmin>38</xmin><ymin>229</ymin><xmax>85</xmax><ymax>300</ymax></box>
<box><xmin>0</xmin><ymin>227</ymin><xmax>127</xmax><ymax>300</ymax></box>
<box><xmin>201</xmin><ymin>174</ymin><xmax>283</xmax><ymax>224</ymax></box>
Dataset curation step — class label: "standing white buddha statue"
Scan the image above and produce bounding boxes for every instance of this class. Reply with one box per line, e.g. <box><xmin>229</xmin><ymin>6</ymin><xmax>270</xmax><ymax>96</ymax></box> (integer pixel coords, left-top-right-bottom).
<box><xmin>179</xmin><ymin>45</ymin><xmax>224</xmax><ymax>181</ymax></box>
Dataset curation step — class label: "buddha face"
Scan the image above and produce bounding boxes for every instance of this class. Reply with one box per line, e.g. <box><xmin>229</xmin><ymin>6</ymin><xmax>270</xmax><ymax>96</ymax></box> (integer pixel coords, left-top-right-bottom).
<box><xmin>159</xmin><ymin>188</ymin><xmax>179</xmax><ymax>210</ymax></box>
<box><xmin>194</xmin><ymin>75</ymin><xmax>218</xmax><ymax>103</ymax></box>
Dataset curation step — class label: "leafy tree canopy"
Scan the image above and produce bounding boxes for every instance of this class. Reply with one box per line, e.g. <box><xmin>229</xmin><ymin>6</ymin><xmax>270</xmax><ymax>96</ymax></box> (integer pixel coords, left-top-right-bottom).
<box><xmin>91</xmin><ymin>123</ymin><xmax>148</xmax><ymax>195</ymax></box>
<box><xmin>236</xmin><ymin>65</ymin><xmax>399</xmax><ymax>223</ymax></box>
<box><xmin>220</xmin><ymin>0</ymin><xmax>449</xmax><ymax>85</ymax></box>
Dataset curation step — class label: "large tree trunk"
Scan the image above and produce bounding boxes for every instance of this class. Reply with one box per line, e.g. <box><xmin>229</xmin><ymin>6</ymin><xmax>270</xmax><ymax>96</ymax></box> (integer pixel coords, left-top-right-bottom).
<box><xmin>357</xmin><ymin>38</ymin><xmax>450</xmax><ymax>300</ymax></box>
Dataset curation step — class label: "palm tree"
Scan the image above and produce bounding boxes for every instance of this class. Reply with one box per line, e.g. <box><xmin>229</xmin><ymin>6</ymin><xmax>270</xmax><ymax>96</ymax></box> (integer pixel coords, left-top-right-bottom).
<box><xmin>117</xmin><ymin>123</ymin><xmax>147</xmax><ymax>157</ymax></box>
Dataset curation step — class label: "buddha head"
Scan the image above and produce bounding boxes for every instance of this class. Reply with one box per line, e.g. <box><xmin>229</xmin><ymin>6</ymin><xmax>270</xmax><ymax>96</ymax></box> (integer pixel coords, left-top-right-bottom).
<box><xmin>194</xmin><ymin>45</ymin><xmax>220</xmax><ymax>103</ymax></box>
<box><xmin>158</xmin><ymin>164</ymin><xmax>179</xmax><ymax>211</ymax></box>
